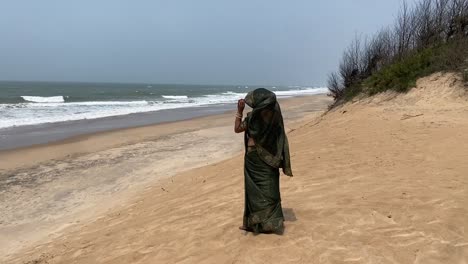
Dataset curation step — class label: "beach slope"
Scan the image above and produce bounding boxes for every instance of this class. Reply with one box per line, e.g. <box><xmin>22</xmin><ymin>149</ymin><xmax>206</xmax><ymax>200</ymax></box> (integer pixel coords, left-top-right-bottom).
<box><xmin>6</xmin><ymin>74</ymin><xmax>468</xmax><ymax>263</ymax></box>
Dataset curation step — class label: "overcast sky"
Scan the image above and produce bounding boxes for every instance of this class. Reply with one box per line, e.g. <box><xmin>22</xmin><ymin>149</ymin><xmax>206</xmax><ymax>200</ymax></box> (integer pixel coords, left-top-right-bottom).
<box><xmin>0</xmin><ymin>1</ymin><xmax>402</xmax><ymax>86</ymax></box>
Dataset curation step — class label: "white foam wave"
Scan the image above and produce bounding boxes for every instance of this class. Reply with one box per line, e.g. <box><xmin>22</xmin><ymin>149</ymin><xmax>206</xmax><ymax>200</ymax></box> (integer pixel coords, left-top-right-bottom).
<box><xmin>0</xmin><ymin>101</ymin><xmax>180</xmax><ymax>129</ymax></box>
<box><xmin>162</xmin><ymin>95</ymin><xmax>188</xmax><ymax>99</ymax></box>
<box><xmin>22</xmin><ymin>101</ymin><xmax>150</xmax><ymax>108</ymax></box>
<box><xmin>218</xmin><ymin>87</ymin><xmax>328</xmax><ymax>99</ymax></box>
<box><xmin>21</xmin><ymin>96</ymin><xmax>65</xmax><ymax>103</ymax></box>
<box><xmin>222</xmin><ymin>91</ymin><xmax>246</xmax><ymax>96</ymax></box>
<box><xmin>274</xmin><ymin>87</ymin><xmax>328</xmax><ymax>97</ymax></box>
<box><xmin>1</xmin><ymin>87</ymin><xmax>328</xmax><ymax>129</ymax></box>
<box><xmin>64</xmin><ymin>101</ymin><xmax>148</xmax><ymax>106</ymax></box>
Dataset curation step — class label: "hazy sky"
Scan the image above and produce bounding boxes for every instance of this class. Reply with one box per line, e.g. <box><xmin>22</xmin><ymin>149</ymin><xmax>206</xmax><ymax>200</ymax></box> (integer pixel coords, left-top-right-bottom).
<box><xmin>0</xmin><ymin>1</ymin><xmax>402</xmax><ymax>86</ymax></box>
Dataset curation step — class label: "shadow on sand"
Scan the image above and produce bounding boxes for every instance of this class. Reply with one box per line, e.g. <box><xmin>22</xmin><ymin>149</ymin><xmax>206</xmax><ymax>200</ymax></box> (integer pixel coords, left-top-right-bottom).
<box><xmin>283</xmin><ymin>208</ymin><xmax>297</xmax><ymax>222</ymax></box>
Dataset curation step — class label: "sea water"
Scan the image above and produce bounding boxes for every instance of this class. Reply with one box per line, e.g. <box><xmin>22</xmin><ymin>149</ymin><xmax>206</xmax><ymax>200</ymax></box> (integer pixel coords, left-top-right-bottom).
<box><xmin>0</xmin><ymin>81</ymin><xmax>327</xmax><ymax>129</ymax></box>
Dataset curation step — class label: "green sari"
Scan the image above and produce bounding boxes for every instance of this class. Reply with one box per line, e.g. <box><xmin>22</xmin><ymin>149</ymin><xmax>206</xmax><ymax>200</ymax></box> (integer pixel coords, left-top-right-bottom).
<box><xmin>242</xmin><ymin>88</ymin><xmax>293</xmax><ymax>233</ymax></box>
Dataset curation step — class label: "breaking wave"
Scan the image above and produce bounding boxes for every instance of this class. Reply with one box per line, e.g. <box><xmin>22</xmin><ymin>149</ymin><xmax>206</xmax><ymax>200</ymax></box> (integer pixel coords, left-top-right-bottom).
<box><xmin>21</xmin><ymin>96</ymin><xmax>65</xmax><ymax>103</ymax></box>
<box><xmin>1</xmin><ymin>87</ymin><xmax>328</xmax><ymax>129</ymax></box>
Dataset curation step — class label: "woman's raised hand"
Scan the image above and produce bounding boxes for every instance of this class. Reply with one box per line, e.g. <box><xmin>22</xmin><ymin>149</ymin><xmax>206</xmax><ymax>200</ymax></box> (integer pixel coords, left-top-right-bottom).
<box><xmin>237</xmin><ymin>99</ymin><xmax>245</xmax><ymax>113</ymax></box>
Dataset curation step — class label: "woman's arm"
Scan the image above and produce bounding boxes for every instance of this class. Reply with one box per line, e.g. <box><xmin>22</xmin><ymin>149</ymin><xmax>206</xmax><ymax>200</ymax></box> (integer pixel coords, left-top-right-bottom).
<box><xmin>234</xmin><ymin>99</ymin><xmax>246</xmax><ymax>133</ymax></box>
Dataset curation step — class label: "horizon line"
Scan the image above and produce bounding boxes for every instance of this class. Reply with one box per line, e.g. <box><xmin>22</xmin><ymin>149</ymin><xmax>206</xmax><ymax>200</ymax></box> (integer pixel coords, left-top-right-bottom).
<box><xmin>0</xmin><ymin>79</ymin><xmax>325</xmax><ymax>88</ymax></box>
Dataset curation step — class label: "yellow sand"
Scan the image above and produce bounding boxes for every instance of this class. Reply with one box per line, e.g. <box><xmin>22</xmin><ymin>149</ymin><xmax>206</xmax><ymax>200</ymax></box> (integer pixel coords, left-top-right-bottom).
<box><xmin>3</xmin><ymin>74</ymin><xmax>468</xmax><ymax>263</ymax></box>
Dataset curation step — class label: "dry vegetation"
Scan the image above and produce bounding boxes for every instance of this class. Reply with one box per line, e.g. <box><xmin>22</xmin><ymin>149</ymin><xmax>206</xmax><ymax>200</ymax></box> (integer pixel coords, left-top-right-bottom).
<box><xmin>328</xmin><ymin>0</ymin><xmax>468</xmax><ymax>104</ymax></box>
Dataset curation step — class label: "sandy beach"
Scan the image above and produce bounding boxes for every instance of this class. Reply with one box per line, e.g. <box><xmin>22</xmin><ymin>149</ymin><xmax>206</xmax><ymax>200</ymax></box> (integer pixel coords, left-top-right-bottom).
<box><xmin>0</xmin><ymin>94</ymin><xmax>331</xmax><ymax>262</ymax></box>
<box><xmin>2</xmin><ymin>74</ymin><xmax>468</xmax><ymax>263</ymax></box>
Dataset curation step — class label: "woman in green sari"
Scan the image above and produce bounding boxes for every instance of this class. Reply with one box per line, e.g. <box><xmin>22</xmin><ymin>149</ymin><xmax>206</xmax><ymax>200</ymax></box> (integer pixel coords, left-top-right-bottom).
<box><xmin>234</xmin><ymin>88</ymin><xmax>293</xmax><ymax>234</ymax></box>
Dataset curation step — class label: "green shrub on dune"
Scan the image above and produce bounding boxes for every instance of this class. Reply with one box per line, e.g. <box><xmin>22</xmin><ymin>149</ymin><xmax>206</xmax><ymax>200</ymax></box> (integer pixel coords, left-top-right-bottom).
<box><xmin>364</xmin><ymin>48</ymin><xmax>433</xmax><ymax>95</ymax></box>
<box><xmin>364</xmin><ymin>40</ymin><xmax>468</xmax><ymax>95</ymax></box>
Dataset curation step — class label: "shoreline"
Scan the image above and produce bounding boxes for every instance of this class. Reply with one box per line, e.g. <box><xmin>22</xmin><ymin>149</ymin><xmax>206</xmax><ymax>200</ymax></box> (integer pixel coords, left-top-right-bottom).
<box><xmin>0</xmin><ymin>95</ymin><xmax>330</xmax><ymax>171</ymax></box>
<box><xmin>0</xmin><ymin>103</ymin><xmax>235</xmax><ymax>151</ymax></box>
<box><xmin>0</xmin><ymin>94</ymin><xmax>328</xmax><ymax>152</ymax></box>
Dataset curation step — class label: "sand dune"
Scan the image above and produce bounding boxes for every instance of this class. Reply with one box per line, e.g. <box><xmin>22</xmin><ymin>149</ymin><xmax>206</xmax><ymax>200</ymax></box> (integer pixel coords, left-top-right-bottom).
<box><xmin>3</xmin><ymin>74</ymin><xmax>468</xmax><ymax>263</ymax></box>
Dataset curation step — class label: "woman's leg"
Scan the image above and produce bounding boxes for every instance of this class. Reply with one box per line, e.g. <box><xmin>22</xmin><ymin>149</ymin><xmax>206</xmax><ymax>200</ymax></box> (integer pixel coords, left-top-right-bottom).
<box><xmin>243</xmin><ymin>150</ymin><xmax>284</xmax><ymax>233</ymax></box>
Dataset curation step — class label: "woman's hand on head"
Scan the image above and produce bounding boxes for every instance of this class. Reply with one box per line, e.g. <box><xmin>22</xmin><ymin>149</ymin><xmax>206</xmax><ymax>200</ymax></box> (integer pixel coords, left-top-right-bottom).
<box><xmin>237</xmin><ymin>99</ymin><xmax>245</xmax><ymax>113</ymax></box>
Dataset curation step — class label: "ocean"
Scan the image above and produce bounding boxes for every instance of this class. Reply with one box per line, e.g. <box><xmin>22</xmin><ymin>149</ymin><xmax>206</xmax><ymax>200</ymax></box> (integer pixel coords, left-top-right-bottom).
<box><xmin>0</xmin><ymin>81</ymin><xmax>327</xmax><ymax>129</ymax></box>
<box><xmin>0</xmin><ymin>81</ymin><xmax>327</xmax><ymax>150</ymax></box>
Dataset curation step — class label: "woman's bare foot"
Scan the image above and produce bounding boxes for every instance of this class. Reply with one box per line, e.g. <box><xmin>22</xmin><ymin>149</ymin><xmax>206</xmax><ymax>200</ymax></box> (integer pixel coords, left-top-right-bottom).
<box><xmin>239</xmin><ymin>226</ymin><xmax>253</xmax><ymax>232</ymax></box>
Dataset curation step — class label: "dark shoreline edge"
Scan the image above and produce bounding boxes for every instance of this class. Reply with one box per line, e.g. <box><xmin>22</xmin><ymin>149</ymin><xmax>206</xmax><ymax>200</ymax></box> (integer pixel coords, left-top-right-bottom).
<box><xmin>0</xmin><ymin>103</ymin><xmax>236</xmax><ymax>152</ymax></box>
<box><xmin>0</xmin><ymin>94</ymin><xmax>329</xmax><ymax>152</ymax></box>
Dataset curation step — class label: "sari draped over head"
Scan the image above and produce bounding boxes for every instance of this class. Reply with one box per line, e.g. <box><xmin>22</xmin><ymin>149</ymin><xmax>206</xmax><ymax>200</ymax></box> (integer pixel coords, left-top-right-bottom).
<box><xmin>244</xmin><ymin>88</ymin><xmax>293</xmax><ymax>177</ymax></box>
<box><xmin>241</xmin><ymin>88</ymin><xmax>293</xmax><ymax>233</ymax></box>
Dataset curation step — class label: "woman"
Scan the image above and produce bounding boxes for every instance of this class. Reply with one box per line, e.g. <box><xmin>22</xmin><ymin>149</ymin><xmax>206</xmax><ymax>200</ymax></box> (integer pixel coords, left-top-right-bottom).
<box><xmin>234</xmin><ymin>88</ymin><xmax>293</xmax><ymax>234</ymax></box>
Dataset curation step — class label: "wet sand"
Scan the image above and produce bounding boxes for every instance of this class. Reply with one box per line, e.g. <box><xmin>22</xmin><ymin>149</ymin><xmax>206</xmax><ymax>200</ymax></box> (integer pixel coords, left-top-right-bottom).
<box><xmin>0</xmin><ymin>104</ymin><xmax>235</xmax><ymax>151</ymax></box>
